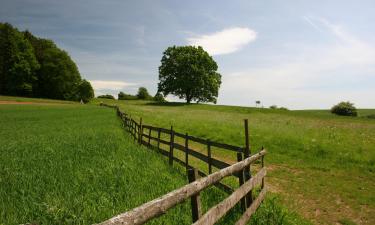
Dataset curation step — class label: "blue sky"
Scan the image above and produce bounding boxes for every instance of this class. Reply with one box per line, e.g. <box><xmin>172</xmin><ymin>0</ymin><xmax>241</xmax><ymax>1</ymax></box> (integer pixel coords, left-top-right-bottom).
<box><xmin>1</xmin><ymin>0</ymin><xmax>374</xmax><ymax>109</ymax></box>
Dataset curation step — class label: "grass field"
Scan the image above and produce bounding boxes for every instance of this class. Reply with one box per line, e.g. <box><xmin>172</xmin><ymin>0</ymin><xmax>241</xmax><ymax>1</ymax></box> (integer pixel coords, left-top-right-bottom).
<box><xmin>0</xmin><ymin>97</ymin><xmax>311</xmax><ymax>225</ymax></box>
<box><xmin>92</xmin><ymin>99</ymin><xmax>375</xmax><ymax>225</ymax></box>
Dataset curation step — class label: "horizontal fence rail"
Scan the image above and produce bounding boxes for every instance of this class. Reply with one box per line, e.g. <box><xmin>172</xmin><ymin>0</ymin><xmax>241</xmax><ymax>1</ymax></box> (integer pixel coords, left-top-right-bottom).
<box><xmin>99</xmin><ymin>103</ymin><xmax>268</xmax><ymax>225</ymax></box>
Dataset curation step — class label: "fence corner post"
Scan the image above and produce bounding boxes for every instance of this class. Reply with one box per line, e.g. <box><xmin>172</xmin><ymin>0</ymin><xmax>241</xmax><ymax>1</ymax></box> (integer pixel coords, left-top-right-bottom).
<box><xmin>188</xmin><ymin>168</ymin><xmax>202</xmax><ymax>222</ymax></box>
<box><xmin>207</xmin><ymin>139</ymin><xmax>212</xmax><ymax>174</ymax></box>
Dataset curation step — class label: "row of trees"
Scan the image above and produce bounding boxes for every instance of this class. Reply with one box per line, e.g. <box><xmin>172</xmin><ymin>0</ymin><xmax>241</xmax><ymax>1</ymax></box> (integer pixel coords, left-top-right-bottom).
<box><xmin>98</xmin><ymin>87</ymin><xmax>166</xmax><ymax>102</ymax></box>
<box><xmin>0</xmin><ymin>23</ymin><xmax>94</xmax><ymax>102</ymax></box>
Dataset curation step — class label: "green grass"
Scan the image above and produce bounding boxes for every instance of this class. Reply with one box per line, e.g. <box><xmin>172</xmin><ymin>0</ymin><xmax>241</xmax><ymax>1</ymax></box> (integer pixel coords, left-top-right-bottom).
<box><xmin>92</xmin><ymin>99</ymin><xmax>375</xmax><ymax>225</ymax></box>
<box><xmin>0</xmin><ymin>100</ymin><xmax>311</xmax><ymax>225</ymax></box>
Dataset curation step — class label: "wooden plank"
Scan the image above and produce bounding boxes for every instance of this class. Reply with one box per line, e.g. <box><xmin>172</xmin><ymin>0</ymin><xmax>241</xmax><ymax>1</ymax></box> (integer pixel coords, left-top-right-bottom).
<box><xmin>192</xmin><ymin>168</ymin><xmax>266</xmax><ymax>225</ymax></box>
<box><xmin>97</xmin><ymin>150</ymin><xmax>266</xmax><ymax>225</ymax></box>
<box><xmin>235</xmin><ymin>188</ymin><xmax>267</xmax><ymax>225</ymax></box>
<box><xmin>209</xmin><ymin>141</ymin><xmax>243</xmax><ymax>152</ymax></box>
<box><xmin>197</xmin><ymin>170</ymin><xmax>234</xmax><ymax>194</ymax></box>
<box><xmin>188</xmin><ymin>169</ymin><xmax>202</xmax><ymax>222</ymax></box>
<box><xmin>159</xmin><ymin>127</ymin><xmax>171</xmax><ymax>134</ymax></box>
<box><xmin>174</xmin><ymin>131</ymin><xmax>186</xmax><ymax>138</ymax></box>
<box><xmin>187</xmin><ymin>135</ymin><xmax>208</xmax><ymax>145</ymax></box>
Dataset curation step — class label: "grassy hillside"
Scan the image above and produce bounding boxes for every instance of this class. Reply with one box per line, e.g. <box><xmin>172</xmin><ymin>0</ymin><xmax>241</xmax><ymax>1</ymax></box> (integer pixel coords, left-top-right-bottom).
<box><xmin>93</xmin><ymin>99</ymin><xmax>375</xmax><ymax>225</ymax></box>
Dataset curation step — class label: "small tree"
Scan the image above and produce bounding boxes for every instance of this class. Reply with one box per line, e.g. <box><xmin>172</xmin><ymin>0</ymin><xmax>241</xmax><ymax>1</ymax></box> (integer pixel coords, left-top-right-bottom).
<box><xmin>77</xmin><ymin>79</ymin><xmax>94</xmax><ymax>103</ymax></box>
<box><xmin>270</xmin><ymin>105</ymin><xmax>278</xmax><ymax>109</ymax></box>
<box><xmin>255</xmin><ymin>100</ymin><xmax>261</xmax><ymax>107</ymax></box>
<box><xmin>137</xmin><ymin>87</ymin><xmax>151</xmax><ymax>100</ymax></box>
<box><xmin>158</xmin><ymin>46</ymin><xmax>221</xmax><ymax>104</ymax></box>
<box><xmin>154</xmin><ymin>92</ymin><xmax>166</xmax><ymax>102</ymax></box>
<box><xmin>331</xmin><ymin>101</ymin><xmax>357</xmax><ymax>116</ymax></box>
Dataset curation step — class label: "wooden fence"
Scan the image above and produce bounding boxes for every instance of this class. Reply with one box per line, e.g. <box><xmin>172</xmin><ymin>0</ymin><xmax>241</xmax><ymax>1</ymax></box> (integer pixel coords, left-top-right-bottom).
<box><xmin>98</xmin><ymin>103</ymin><xmax>267</xmax><ymax>225</ymax></box>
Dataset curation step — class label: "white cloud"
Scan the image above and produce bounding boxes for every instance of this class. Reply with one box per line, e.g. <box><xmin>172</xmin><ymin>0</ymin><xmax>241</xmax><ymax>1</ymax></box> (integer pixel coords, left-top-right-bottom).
<box><xmin>187</xmin><ymin>27</ymin><xmax>257</xmax><ymax>55</ymax></box>
<box><xmin>218</xmin><ymin>17</ymin><xmax>375</xmax><ymax>109</ymax></box>
<box><xmin>90</xmin><ymin>80</ymin><xmax>136</xmax><ymax>91</ymax></box>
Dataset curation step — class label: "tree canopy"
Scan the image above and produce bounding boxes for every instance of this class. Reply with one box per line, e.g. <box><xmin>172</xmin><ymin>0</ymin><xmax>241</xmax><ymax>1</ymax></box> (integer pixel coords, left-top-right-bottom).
<box><xmin>0</xmin><ymin>22</ymin><xmax>94</xmax><ymax>102</ymax></box>
<box><xmin>137</xmin><ymin>87</ymin><xmax>151</xmax><ymax>100</ymax></box>
<box><xmin>158</xmin><ymin>46</ymin><xmax>221</xmax><ymax>103</ymax></box>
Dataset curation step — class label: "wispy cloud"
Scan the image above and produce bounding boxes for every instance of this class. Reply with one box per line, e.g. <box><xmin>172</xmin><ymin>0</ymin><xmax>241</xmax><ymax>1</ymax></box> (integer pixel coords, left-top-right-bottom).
<box><xmin>187</xmin><ymin>27</ymin><xmax>257</xmax><ymax>55</ymax></box>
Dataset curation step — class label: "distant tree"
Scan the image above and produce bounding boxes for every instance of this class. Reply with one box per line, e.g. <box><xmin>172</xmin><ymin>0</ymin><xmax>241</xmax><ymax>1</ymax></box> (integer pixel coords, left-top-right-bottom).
<box><xmin>137</xmin><ymin>87</ymin><xmax>151</xmax><ymax>100</ymax></box>
<box><xmin>158</xmin><ymin>46</ymin><xmax>221</xmax><ymax>104</ymax></box>
<box><xmin>76</xmin><ymin>79</ymin><xmax>94</xmax><ymax>103</ymax></box>
<box><xmin>331</xmin><ymin>101</ymin><xmax>357</xmax><ymax>116</ymax></box>
<box><xmin>118</xmin><ymin>91</ymin><xmax>137</xmax><ymax>100</ymax></box>
<box><xmin>154</xmin><ymin>92</ymin><xmax>166</xmax><ymax>102</ymax></box>
<box><xmin>255</xmin><ymin>100</ymin><xmax>261</xmax><ymax>107</ymax></box>
<box><xmin>98</xmin><ymin>94</ymin><xmax>115</xmax><ymax>99</ymax></box>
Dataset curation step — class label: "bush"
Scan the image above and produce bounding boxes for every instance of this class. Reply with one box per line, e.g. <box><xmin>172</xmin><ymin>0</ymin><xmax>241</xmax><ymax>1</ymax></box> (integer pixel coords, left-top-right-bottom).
<box><xmin>137</xmin><ymin>87</ymin><xmax>152</xmax><ymax>100</ymax></box>
<box><xmin>97</xmin><ymin>94</ymin><xmax>115</xmax><ymax>100</ymax></box>
<box><xmin>118</xmin><ymin>91</ymin><xmax>137</xmax><ymax>100</ymax></box>
<box><xmin>269</xmin><ymin>105</ymin><xmax>278</xmax><ymax>109</ymax></box>
<box><xmin>153</xmin><ymin>92</ymin><xmax>166</xmax><ymax>102</ymax></box>
<box><xmin>366</xmin><ymin>114</ymin><xmax>375</xmax><ymax>119</ymax></box>
<box><xmin>331</xmin><ymin>101</ymin><xmax>357</xmax><ymax>117</ymax></box>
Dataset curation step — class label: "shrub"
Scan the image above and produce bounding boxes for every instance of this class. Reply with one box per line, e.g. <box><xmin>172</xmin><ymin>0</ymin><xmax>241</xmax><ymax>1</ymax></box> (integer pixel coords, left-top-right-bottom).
<box><xmin>97</xmin><ymin>94</ymin><xmax>115</xmax><ymax>100</ymax></box>
<box><xmin>270</xmin><ymin>105</ymin><xmax>278</xmax><ymax>109</ymax></box>
<box><xmin>118</xmin><ymin>91</ymin><xmax>137</xmax><ymax>100</ymax></box>
<box><xmin>154</xmin><ymin>92</ymin><xmax>166</xmax><ymax>102</ymax></box>
<box><xmin>137</xmin><ymin>87</ymin><xmax>152</xmax><ymax>100</ymax></box>
<box><xmin>331</xmin><ymin>101</ymin><xmax>357</xmax><ymax>117</ymax></box>
<box><xmin>366</xmin><ymin>114</ymin><xmax>375</xmax><ymax>119</ymax></box>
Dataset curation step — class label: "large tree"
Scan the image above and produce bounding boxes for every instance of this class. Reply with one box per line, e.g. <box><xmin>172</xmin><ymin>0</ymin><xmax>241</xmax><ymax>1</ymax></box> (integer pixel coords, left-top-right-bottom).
<box><xmin>0</xmin><ymin>23</ymin><xmax>39</xmax><ymax>96</ymax></box>
<box><xmin>158</xmin><ymin>46</ymin><xmax>221</xmax><ymax>104</ymax></box>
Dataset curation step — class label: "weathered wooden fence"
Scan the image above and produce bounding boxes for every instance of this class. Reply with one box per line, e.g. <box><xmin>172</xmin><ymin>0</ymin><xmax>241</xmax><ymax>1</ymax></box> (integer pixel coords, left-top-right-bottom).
<box><xmin>98</xmin><ymin>103</ymin><xmax>267</xmax><ymax>225</ymax></box>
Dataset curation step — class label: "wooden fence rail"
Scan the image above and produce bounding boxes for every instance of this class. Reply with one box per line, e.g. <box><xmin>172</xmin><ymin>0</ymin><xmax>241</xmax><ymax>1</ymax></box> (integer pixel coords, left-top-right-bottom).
<box><xmin>97</xmin><ymin>150</ymin><xmax>267</xmax><ymax>225</ymax></box>
<box><xmin>98</xmin><ymin>103</ymin><xmax>268</xmax><ymax>225</ymax></box>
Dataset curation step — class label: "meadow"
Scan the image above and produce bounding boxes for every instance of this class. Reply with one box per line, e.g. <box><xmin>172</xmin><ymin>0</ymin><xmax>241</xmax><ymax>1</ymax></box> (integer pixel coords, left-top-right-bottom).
<box><xmin>93</xmin><ymin>99</ymin><xmax>375</xmax><ymax>225</ymax></box>
<box><xmin>0</xmin><ymin>98</ymin><xmax>310</xmax><ymax>225</ymax></box>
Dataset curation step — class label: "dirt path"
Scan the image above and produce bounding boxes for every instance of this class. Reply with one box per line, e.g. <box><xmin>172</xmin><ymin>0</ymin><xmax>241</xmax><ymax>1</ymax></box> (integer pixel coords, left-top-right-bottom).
<box><xmin>0</xmin><ymin>100</ymin><xmax>69</xmax><ymax>105</ymax></box>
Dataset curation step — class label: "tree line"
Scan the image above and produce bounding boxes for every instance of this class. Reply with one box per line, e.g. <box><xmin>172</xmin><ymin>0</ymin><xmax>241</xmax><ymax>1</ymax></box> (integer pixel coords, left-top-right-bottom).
<box><xmin>0</xmin><ymin>22</ymin><xmax>94</xmax><ymax>102</ymax></box>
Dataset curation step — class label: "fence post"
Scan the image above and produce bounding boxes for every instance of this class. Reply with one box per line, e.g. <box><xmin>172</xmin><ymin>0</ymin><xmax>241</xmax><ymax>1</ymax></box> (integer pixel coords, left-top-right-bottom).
<box><xmin>244</xmin><ymin>119</ymin><xmax>252</xmax><ymax>207</ymax></box>
<box><xmin>237</xmin><ymin>152</ymin><xmax>246</xmax><ymax>212</ymax></box>
<box><xmin>207</xmin><ymin>139</ymin><xmax>212</xmax><ymax>174</ymax></box>
<box><xmin>139</xmin><ymin>118</ymin><xmax>143</xmax><ymax>144</ymax></box>
<box><xmin>188</xmin><ymin>168</ymin><xmax>202</xmax><ymax>222</ymax></box>
<box><xmin>157</xmin><ymin>128</ymin><xmax>161</xmax><ymax>150</ymax></box>
<box><xmin>261</xmin><ymin>146</ymin><xmax>265</xmax><ymax>189</ymax></box>
<box><xmin>169</xmin><ymin>126</ymin><xmax>174</xmax><ymax>165</ymax></box>
<box><xmin>185</xmin><ymin>133</ymin><xmax>189</xmax><ymax>170</ymax></box>
<box><xmin>148</xmin><ymin>128</ymin><xmax>151</xmax><ymax>147</ymax></box>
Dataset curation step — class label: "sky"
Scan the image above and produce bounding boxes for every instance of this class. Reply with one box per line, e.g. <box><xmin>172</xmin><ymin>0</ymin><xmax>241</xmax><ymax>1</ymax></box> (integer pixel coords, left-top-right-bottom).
<box><xmin>1</xmin><ymin>0</ymin><xmax>374</xmax><ymax>109</ymax></box>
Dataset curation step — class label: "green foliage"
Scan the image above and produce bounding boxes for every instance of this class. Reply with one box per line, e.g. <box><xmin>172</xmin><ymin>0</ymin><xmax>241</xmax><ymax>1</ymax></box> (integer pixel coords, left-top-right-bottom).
<box><xmin>118</xmin><ymin>91</ymin><xmax>137</xmax><ymax>100</ymax></box>
<box><xmin>331</xmin><ymin>101</ymin><xmax>358</xmax><ymax>116</ymax></box>
<box><xmin>137</xmin><ymin>87</ymin><xmax>151</xmax><ymax>100</ymax></box>
<box><xmin>158</xmin><ymin>46</ymin><xmax>221</xmax><ymax>103</ymax></box>
<box><xmin>97</xmin><ymin>94</ymin><xmax>115</xmax><ymax>99</ymax></box>
<box><xmin>0</xmin><ymin>23</ymin><xmax>39</xmax><ymax>96</ymax></box>
<box><xmin>0</xmin><ymin>22</ymin><xmax>94</xmax><ymax>102</ymax></box>
<box><xmin>154</xmin><ymin>92</ymin><xmax>166</xmax><ymax>102</ymax></box>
